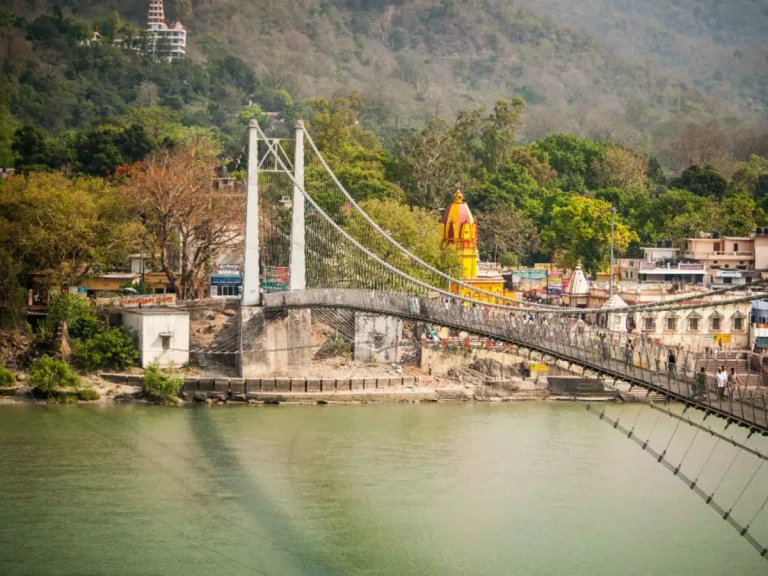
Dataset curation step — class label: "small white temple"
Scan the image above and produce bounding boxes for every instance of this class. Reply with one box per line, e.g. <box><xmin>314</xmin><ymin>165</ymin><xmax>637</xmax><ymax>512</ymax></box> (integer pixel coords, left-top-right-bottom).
<box><xmin>563</xmin><ymin>262</ymin><xmax>589</xmax><ymax>308</ymax></box>
<box><xmin>602</xmin><ymin>292</ymin><xmax>628</xmax><ymax>333</ymax></box>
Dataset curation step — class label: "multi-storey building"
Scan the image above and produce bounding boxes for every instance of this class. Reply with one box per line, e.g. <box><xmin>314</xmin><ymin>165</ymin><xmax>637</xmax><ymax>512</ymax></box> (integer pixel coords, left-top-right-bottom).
<box><xmin>146</xmin><ymin>0</ymin><xmax>187</xmax><ymax>61</ymax></box>
<box><xmin>684</xmin><ymin>234</ymin><xmax>755</xmax><ymax>286</ymax></box>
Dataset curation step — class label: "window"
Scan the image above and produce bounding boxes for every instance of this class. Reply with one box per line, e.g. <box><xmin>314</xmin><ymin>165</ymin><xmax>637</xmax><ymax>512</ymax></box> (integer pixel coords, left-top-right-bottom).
<box><xmin>218</xmin><ymin>285</ymin><xmax>240</xmax><ymax>297</ymax></box>
<box><xmin>644</xmin><ymin>317</ymin><xmax>656</xmax><ymax>331</ymax></box>
<box><xmin>688</xmin><ymin>317</ymin><xmax>700</xmax><ymax>332</ymax></box>
<box><xmin>734</xmin><ymin>243</ymin><xmax>739</xmax><ymax>251</ymax></box>
<box><xmin>665</xmin><ymin>317</ymin><xmax>678</xmax><ymax>331</ymax></box>
<box><xmin>161</xmin><ymin>335</ymin><xmax>171</xmax><ymax>350</ymax></box>
<box><xmin>734</xmin><ymin>316</ymin><xmax>745</xmax><ymax>331</ymax></box>
<box><xmin>711</xmin><ymin>317</ymin><xmax>722</xmax><ymax>332</ymax></box>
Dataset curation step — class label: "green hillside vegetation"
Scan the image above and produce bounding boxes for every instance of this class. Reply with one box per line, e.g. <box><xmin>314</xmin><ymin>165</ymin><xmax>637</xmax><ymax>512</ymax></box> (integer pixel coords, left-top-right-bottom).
<box><xmin>2</xmin><ymin>0</ymin><xmax>766</xmax><ymax>174</ymax></box>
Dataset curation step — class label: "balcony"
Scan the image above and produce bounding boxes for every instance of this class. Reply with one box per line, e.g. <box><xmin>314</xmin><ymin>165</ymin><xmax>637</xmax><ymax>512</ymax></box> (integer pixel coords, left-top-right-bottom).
<box><xmin>683</xmin><ymin>251</ymin><xmax>754</xmax><ymax>260</ymax></box>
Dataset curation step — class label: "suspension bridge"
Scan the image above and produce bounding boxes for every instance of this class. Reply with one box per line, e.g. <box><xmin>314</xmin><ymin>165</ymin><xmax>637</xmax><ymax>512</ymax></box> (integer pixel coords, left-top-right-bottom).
<box><xmin>214</xmin><ymin>119</ymin><xmax>768</xmax><ymax>560</ymax></box>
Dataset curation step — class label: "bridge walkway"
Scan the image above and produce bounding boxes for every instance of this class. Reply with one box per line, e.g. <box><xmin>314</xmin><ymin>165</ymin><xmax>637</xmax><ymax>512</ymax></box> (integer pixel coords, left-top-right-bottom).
<box><xmin>263</xmin><ymin>289</ymin><xmax>768</xmax><ymax>433</ymax></box>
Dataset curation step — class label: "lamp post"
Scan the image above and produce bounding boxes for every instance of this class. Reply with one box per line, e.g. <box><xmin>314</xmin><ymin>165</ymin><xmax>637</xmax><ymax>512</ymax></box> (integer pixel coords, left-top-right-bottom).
<box><xmin>609</xmin><ymin>206</ymin><xmax>616</xmax><ymax>299</ymax></box>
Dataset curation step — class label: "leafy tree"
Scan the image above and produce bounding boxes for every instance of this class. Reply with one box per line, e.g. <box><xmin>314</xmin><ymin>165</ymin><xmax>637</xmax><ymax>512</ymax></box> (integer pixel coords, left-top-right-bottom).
<box><xmin>75</xmin><ymin>123</ymin><xmax>154</xmax><ymax>175</ymax></box>
<box><xmin>531</xmin><ymin>133</ymin><xmax>606</xmax><ymax>191</ymax></box>
<box><xmin>0</xmin><ymin>105</ymin><xmax>16</xmax><ymax>167</ymax></box>
<box><xmin>453</xmin><ymin>99</ymin><xmax>525</xmax><ymax>172</ymax></box>
<box><xmin>730</xmin><ymin>155</ymin><xmax>768</xmax><ymax>210</ymax></box>
<box><xmin>466</xmin><ymin>163</ymin><xmax>548</xmax><ymax>219</ymax></box>
<box><xmin>541</xmin><ymin>196</ymin><xmax>637</xmax><ymax>273</ymax></box>
<box><xmin>28</xmin><ymin>356</ymin><xmax>80</xmax><ymax>394</ymax></box>
<box><xmin>396</xmin><ymin>118</ymin><xmax>466</xmax><ymax>209</ymax></box>
<box><xmin>595</xmin><ymin>145</ymin><xmax>649</xmax><ymax>191</ymax></box>
<box><xmin>72</xmin><ymin>327</ymin><xmax>138</xmax><ymax>372</ymax></box>
<box><xmin>670</xmin><ymin>164</ymin><xmax>728</xmax><ymax>199</ymax></box>
<box><xmin>346</xmin><ymin>198</ymin><xmax>460</xmax><ymax>275</ymax></box>
<box><xmin>47</xmin><ymin>293</ymin><xmax>96</xmax><ymax>327</ymax></box>
<box><xmin>475</xmin><ymin>209</ymin><xmax>540</xmax><ymax>265</ymax></box>
<box><xmin>0</xmin><ymin>173</ymin><xmax>143</xmax><ymax>286</ymax></box>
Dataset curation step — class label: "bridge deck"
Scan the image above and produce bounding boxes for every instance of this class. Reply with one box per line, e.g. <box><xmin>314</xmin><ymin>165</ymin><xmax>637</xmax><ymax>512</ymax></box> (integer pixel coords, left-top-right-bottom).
<box><xmin>264</xmin><ymin>289</ymin><xmax>768</xmax><ymax>433</ymax></box>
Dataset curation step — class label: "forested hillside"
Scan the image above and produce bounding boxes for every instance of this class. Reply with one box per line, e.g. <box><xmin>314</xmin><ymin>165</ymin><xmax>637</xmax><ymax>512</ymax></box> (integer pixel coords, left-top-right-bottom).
<box><xmin>2</xmin><ymin>0</ymin><xmax>766</xmax><ymax>172</ymax></box>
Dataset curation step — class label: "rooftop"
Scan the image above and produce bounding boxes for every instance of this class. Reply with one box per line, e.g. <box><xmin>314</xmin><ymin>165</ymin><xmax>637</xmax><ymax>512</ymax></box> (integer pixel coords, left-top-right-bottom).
<box><xmin>122</xmin><ymin>308</ymin><xmax>188</xmax><ymax>316</ymax></box>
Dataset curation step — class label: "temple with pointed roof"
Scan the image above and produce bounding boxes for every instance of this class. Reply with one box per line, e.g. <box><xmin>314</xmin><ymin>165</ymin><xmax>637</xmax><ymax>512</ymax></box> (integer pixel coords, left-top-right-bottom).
<box><xmin>441</xmin><ymin>188</ymin><xmax>517</xmax><ymax>304</ymax></box>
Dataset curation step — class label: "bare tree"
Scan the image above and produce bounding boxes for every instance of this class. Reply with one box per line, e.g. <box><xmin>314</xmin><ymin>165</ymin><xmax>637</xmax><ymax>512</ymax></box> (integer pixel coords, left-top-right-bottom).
<box><xmin>124</xmin><ymin>137</ymin><xmax>245</xmax><ymax>299</ymax></box>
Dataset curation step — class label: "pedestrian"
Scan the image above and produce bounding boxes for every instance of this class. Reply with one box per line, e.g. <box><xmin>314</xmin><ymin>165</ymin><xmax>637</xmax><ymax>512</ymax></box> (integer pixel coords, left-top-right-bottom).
<box><xmin>729</xmin><ymin>367</ymin><xmax>742</xmax><ymax>399</ymax></box>
<box><xmin>667</xmin><ymin>350</ymin><xmax>677</xmax><ymax>378</ymax></box>
<box><xmin>624</xmin><ymin>340</ymin><xmax>634</xmax><ymax>365</ymax></box>
<box><xmin>716</xmin><ymin>367</ymin><xmax>726</xmax><ymax>400</ymax></box>
<box><xmin>694</xmin><ymin>367</ymin><xmax>707</xmax><ymax>400</ymax></box>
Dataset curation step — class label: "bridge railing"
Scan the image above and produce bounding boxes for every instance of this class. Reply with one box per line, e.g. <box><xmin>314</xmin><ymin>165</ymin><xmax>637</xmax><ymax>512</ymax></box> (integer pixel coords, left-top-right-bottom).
<box><xmin>265</xmin><ymin>289</ymin><xmax>768</xmax><ymax>431</ymax></box>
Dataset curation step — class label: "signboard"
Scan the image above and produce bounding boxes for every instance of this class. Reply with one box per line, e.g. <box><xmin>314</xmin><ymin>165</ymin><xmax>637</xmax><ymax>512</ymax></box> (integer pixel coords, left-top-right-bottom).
<box><xmin>210</xmin><ymin>275</ymin><xmax>243</xmax><ymax>286</ymax></box>
<box><xmin>717</xmin><ymin>271</ymin><xmax>742</xmax><ymax>278</ymax></box>
<box><xmin>262</xmin><ymin>266</ymin><xmax>290</xmax><ymax>293</ymax></box>
<box><xmin>121</xmin><ymin>294</ymin><xmax>176</xmax><ymax>308</ymax></box>
<box><xmin>679</xmin><ymin>262</ymin><xmax>704</xmax><ymax>270</ymax></box>
<box><xmin>511</xmin><ymin>269</ymin><xmax>548</xmax><ymax>280</ymax></box>
<box><xmin>217</xmin><ymin>265</ymin><xmax>240</xmax><ymax>275</ymax></box>
<box><xmin>640</xmin><ymin>262</ymin><xmax>657</xmax><ymax>270</ymax></box>
<box><xmin>714</xmin><ymin>334</ymin><xmax>732</xmax><ymax>345</ymax></box>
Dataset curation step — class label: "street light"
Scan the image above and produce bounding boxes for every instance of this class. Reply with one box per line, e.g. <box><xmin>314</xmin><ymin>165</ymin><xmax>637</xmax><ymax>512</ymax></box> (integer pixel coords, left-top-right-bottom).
<box><xmin>610</xmin><ymin>206</ymin><xmax>616</xmax><ymax>299</ymax></box>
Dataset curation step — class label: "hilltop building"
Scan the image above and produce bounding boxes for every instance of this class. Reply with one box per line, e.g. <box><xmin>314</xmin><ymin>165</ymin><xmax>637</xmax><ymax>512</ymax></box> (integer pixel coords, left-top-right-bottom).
<box><xmin>441</xmin><ymin>188</ymin><xmax>516</xmax><ymax>303</ymax></box>
<box><xmin>146</xmin><ymin>0</ymin><xmax>187</xmax><ymax>60</ymax></box>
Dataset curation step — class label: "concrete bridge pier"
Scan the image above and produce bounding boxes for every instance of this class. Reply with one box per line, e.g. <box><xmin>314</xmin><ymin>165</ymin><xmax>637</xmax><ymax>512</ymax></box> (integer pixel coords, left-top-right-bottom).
<box><xmin>239</xmin><ymin>307</ymin><xmax>311</xmax><ymax>377</ymax></box>
<box><xmin>354</xmin><ymin>313</ymin><xmax>403</xmax><ymax>363</ymax></box>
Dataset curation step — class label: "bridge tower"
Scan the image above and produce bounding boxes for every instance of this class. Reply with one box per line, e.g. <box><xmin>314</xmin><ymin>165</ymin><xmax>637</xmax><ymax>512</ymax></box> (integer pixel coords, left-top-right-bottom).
<box><xmin>239</xmin><ymin>120</ymin><xmax>311</xmax><ymax>377</ymax></box>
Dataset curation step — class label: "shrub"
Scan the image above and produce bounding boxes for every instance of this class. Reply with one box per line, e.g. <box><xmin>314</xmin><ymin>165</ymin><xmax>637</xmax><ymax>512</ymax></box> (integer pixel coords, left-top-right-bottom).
<box><xmin>142</xmin><ymin>362</ymin><xmax>182</xmax><ymax>398</ymax></box>
<box><xmin>28</xmin><ymin>356</ymin><xmax>80</xmax><ymax>393</ymax></box>
<box><xmin>76</xmin><ymin>388</ymin><xmax>101</xmax><ymax>401</ymax></box>
<box><xmin>70</xmin><ymin>315</ymin><xmax>99</xmax><ymax>339</ymax></box>
<box><xmin>48</xmin><ymin>292</ymin><xmax>96</xmax><ymax>327</ymax></box>
<box><xmin>72</xmin><ymin>327</ymin><xmax>138</xmax><ymax>372</ymax></box>
<box><xmin>0</xmin><ymin>365</ymin><xmax>16</xmax><ymax>387</ymax></box>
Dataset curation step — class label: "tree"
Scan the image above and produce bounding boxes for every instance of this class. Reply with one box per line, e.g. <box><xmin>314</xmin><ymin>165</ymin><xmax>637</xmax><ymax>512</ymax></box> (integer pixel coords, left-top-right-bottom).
<box><xmin>475</xmin><ymin>209</ymin><xmax>540</xmax><ymax>265</ymax></box>
<box><xmin>466</xmin><ymin>163</ymin><xmax>548</xmax><ymax>220</ymax></box>
<box><xmin>0</xmin><ymin>173</ymin><xmax>142</xmax><ymax>286</ymax></box>
<box><xmin>595</xmin><ymin>145</ymin><xmax>649</xmax><ymax>191</ymax></box>
<box><xmin>124</xmin><ymin>137</ymin><xmax>245</xmax><ymax>299</ymax></box>
<box><xmin>531</xmin><ymin>133</ymin><xmax>606</xmax><ymax>191</ymax></box>
<box><xmin>730</xmin><ymin>155</ymin><xmax>768</xmax><ymax>208</ymax></box>
<box><xmin>670</xmin><ymin>164</ymin><xmax>728</xmax><ymax>199</ymax></box>
<box><xmin>0</xmin><ymin>105</ymin><xmax>16</xmax><ymax>167</ymax></box>
<box><xmin>453</xmin><ymin>99</ymin><xmax>526</xmax><ymax>172</ymax></box>
<box><xmin>397</xmin><ymin>118</ymin><xmax>466</xmax><ymax>209</ymax></box>
<box><xmin>541</xmin><ymin>196</ymin><xmax>637</xmax><ymax>273</ymax></box>
<box><xmin>345</xmin><ymin>198</ymin><xmax>460</xmax><ymax>276</ymax></box>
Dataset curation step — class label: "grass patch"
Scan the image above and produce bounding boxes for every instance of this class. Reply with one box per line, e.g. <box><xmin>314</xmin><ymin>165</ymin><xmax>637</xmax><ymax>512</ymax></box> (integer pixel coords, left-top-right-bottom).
<box><xmin>76</xmin><ymin>388</ymin><xmax>101</xmax><ymax>401</ymax></box>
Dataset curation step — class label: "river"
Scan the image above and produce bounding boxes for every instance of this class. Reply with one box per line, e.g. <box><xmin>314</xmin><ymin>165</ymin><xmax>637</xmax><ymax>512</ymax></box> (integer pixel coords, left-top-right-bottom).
<box><xmin>0</xmin><ymin>402</ymin><xmax>767</xmax><ymax>575</ymax></box>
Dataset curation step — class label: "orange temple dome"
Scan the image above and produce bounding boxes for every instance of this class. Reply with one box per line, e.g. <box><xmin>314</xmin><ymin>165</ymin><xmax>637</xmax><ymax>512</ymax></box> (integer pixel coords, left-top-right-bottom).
<box><xmin>441</xmin><ymin>187</ymin><xmax>477</xmax><ymax>244</ymax></box>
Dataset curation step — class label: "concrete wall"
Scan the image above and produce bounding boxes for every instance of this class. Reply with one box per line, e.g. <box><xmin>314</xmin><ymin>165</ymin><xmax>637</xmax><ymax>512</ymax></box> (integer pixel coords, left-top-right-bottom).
<box><xmin>354</xmin><ymin>313</ymin><xmax>402</xmax><ymax>363</ymax></box>
<box><xmin>123</xmin><ymin>311</ymin><xmax>190</xmax><ymax>368</ymax></box>
<box><xmin>240</xmin><ymin>307</ymin><xmax>311</xmax><ymax>377</ymax></box>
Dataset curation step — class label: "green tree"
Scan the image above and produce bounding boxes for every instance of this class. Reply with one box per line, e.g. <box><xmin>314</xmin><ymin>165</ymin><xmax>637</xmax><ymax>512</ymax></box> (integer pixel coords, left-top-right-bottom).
<box><xmin>28</xmin><ymin>356</ymin><xmax>80</xmax><ymax>394</ymax></box>
<box><xmin>0</xmin><ymin>173</ymin><xmax>143</xmax><ymax>286</ymax></box>
<box><xmin>541</xmin><ymin>196</ymin><xmax>637</xmax><ymax>273</ymax></box>
<box><xmin>670</xmin><ymin>164</ymin><xmax>728</xmax><ymax>199</ymax></box>
<box><xmin>531</xmin><ymin>134</ymin><xmax>606</xmax><ymax>191</ymax></box>
<box><xmin>72</xmin><ymin>327</ymin><xmax>138</xmax><ymax>372</ymax></box>
<box><xmin>346</xmin><ymin>198</ymin><xmax>460</xmax><ymax>275</ymax></box>
<box><xmin>475</xmin><ymin>209</ymin><xmax>540</xmax><ymax>265</ymax></box>
<box><xmin>396</xmin><ymin>118</ymin><xmax>466</xmax><ymax>209</ymax></box>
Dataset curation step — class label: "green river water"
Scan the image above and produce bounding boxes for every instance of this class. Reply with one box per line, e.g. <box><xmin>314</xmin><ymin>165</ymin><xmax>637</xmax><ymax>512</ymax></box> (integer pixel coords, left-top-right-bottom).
<box><xmin>1</xmin><ymin>402</ymin><xmax>767</xmax><ymax>575</ymax></box>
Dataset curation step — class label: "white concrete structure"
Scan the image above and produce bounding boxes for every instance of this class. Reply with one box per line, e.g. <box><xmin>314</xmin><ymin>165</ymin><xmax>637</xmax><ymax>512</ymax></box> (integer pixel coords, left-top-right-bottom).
<box><xmin>122</xmin><ymin>308</ymin><xmax>189</xmax><ymax>368</ymax></box>
<box><xmin>147</xmin><ymin>0</ymin><xmax>187</xmax><ymax>60</ymax></box>
<box><xmin>563</xmin><ymin>263</ymin><xmax>589</xmax><ymax>308</ymax></box>
<box><xmin>603</xmin><ymin>293</ymin><xmax>628</xmax><ymax>333</ymax></box>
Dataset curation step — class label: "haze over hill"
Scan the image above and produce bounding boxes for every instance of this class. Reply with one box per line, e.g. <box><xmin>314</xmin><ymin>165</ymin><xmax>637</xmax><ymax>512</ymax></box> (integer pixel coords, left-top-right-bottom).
<box><xmin>2</xmin><ymin>0</ymin><xmax>767</xmax><ymax>169</ymax></box>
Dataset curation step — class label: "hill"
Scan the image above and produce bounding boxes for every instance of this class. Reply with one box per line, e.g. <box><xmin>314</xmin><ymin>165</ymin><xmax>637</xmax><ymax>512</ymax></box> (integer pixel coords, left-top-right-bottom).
<box><xmin>0</xmin><ymin>0</ymin><xmax>766</xmax><ymax>171</ymax></box>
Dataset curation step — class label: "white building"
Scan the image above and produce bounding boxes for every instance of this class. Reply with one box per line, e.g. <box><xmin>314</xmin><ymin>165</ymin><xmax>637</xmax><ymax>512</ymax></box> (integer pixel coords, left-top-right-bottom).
<box><xmin>122</xmin><ymin>308</ymin><xmax>190</xmax><ymax>368</ymax></box>
<box><xmin>147</xmin><ymin>0</ymin><xmax>187</xmax><ymax>61</ymax></box>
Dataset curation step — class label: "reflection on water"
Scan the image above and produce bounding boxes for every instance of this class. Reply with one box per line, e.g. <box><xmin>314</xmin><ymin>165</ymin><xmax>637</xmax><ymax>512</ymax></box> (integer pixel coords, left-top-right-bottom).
<box><xmin>0</xmin><ymin>402</ymin><xmax>766</xmax><ymax>575</ymax></box>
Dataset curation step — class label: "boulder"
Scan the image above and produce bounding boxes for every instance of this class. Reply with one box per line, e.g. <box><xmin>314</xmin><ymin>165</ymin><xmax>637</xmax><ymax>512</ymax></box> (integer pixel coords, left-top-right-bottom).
<box><xmin>193</xmin><ymin>391</ymin><xmax>208</xmax><ymax>403</ymax></box>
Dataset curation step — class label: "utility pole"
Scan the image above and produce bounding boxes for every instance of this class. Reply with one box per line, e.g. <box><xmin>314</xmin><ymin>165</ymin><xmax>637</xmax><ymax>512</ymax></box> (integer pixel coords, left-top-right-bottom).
<box><xmin>609</xmin><ymin>206</ymin><xmax>616</xmax><ymax>299</ymax></box>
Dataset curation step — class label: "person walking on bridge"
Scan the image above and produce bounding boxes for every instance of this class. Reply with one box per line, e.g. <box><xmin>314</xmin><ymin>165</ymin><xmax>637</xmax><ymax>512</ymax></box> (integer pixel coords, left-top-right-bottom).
<box><xmin>667</xmin><ymin>350</ymin><xmax>677</xmax><ymax>379</ymax></box>
<box><xmin>729</xmin><ymin>367</ymin><xmax>742</xmax><ymax>398</ymax></box>
<box><xmin>715</xmin><ymin>367</ymin><xmax>727</xmax><ymax>401</ymax></box>
<box><xmin>694</xmin><ymin>367</ymin><xmax>707</xmax><ymax>400</ymax></box>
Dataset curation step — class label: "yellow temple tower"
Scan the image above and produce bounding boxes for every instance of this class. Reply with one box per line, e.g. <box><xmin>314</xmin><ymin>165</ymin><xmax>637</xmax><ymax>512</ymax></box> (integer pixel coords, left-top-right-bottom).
<box><xmin>441</xmin><ymin>187</ymin><xmax>479</xmax><ymax>279</ymax></box>
<box><xmin>441</xmin><ymin>187</ymin><xmax>515</xmax><ymax>303</ymax></box>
